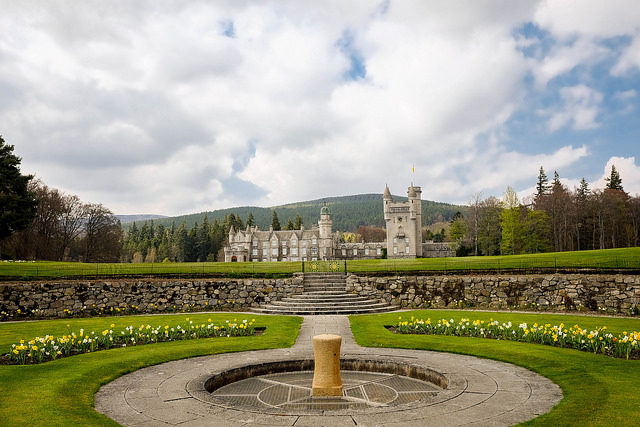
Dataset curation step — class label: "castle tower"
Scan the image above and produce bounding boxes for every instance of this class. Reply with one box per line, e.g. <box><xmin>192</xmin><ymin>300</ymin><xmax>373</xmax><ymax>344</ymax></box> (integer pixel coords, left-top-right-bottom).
<box><xmin>318</xmin><ymin>204</ymin><xmax>333</xmax><ymax>260</ymax></box>
<box><xmin>318</xmin><ymin>204</ymin><xmax>332</xmax><ymax>239</ymax></box>
<box><xmin>384</xmin><ymin>184</ymin><xmax>422</xmax><ymax>258</ymax></box>
<box><xmin>408</xmin><ymin>184</ymin><xmax>423</xmax><ymax>257</ymax></box>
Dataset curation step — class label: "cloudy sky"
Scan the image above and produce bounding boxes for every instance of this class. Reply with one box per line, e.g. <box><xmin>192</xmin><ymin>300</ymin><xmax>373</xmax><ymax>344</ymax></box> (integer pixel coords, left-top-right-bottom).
<box><xmin>1</xmin><ymin>1</ymin><xmax>640</xmax><ymax>215</ymax></box>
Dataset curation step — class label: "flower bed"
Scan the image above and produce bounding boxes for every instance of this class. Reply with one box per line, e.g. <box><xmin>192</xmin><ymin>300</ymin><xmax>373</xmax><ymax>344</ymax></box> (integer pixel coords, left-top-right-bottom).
<box><xmin>6</xmin><ymin>317</ymin><xmax>258</xmax><ymax>365</ymax></box>
<box><xmin>394</xmin><ymin>316</ymin><xmax>640</xmax><ymax>360</ymax></box>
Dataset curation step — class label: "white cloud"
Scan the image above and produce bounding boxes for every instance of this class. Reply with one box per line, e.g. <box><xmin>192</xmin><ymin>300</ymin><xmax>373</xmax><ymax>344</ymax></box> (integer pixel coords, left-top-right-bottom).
<box><xmin>591</xmin><ymin>156</ymin><xmax>640</xmax><ymax>196</ymax></box>
<box><xmin>544</xmin><ymin>85</ymin><xmax>603</xmax><ymax>132</ymax></box>
<box><xmin>533</xmin><ymin>39</ymin><xmax>609</xmax><ymax>87</ymax></box>
<box><xmin>534</xmin><ymin>0</ymin><xmax>640</xmax><ymax>39</ymax></box>
<box><xmin>611</xmin><ymin>36</ymin><xmax>640</xmax><ymax>76</ymax></box>
<box><xmin>0</xmin><ymin>2</ymin><xmax>638</xmax><ymax>216</ymax></box>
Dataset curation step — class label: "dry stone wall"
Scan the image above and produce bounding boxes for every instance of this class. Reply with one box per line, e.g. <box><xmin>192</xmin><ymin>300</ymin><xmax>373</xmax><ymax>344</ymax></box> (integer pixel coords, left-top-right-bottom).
<box><xmin>2</xmin><ymin>273</ymin><xmax>640</xmax><ymax>319</ymax></box>
<box><xmin>0</xmin><ymin>275</ymin><xmax>304</xmax><ymax>319</ymax></box>
<box><xmin>346</xmin><ymin>274</ymin><xmax>640</xmax><ymax>313</ymax></box>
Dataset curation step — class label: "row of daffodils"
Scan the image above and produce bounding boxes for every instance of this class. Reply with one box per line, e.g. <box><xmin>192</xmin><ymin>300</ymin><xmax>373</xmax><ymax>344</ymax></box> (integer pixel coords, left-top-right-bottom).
<box><xmin>8</xmin><ymin>318</ymin><xmax>256</xmax><ymax>365</ymax></box>
<box><xmin>396</xmin><ymin>316</ymin><xmax>640</xmax><ymax>360</ymax></box>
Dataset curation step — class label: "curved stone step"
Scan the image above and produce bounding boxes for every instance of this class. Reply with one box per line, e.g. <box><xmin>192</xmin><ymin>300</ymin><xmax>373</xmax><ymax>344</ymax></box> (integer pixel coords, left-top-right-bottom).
<box><xmin>269</xmin><ymin>300</ymin><xmax>388</xmax><ymax>308</ymax></box>
<box><xmin>250</xmin><ymin>305</ymin><xmax>398</xmax><ymax>315</ymax></box>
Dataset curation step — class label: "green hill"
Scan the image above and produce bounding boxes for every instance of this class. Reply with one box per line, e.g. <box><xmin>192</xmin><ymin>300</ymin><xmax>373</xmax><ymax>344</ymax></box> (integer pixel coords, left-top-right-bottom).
<box><xmin>130</xmin><ymin>193</ymin><xmax>467</xmax><ymax>232</ymax></box>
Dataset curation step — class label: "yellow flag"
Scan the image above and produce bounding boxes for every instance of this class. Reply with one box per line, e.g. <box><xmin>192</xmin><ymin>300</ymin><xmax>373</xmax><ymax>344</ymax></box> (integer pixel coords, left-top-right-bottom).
<box><xmin>412</xmin><ymin>164</ymin><xmax>415</xmax><ymax>173</ymax></box>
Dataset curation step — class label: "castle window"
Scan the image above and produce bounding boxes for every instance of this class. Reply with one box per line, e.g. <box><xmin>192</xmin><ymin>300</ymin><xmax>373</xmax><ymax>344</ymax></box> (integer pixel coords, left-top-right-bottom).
<box><xmin>406</xmin><ymin>246</ymin><xmax>410</xmax><ymax>253</ymax></box>
<box><xmin>405</xmin><ymin>238</ymin><xmax>409</xmax><ymax>243</ymax></box>
<box><xmin>377</xmin><ymin>248</ymin><xmax>381</xmax><ymax>255</ymax></box>
<box><xmin>311</xmin><ymin>247</ymin><xmax>318</xmax><ymax>255</ymax></box>
<box><xmin>312</xmin><ymin>237</ymin><xmax>317</xmax><ymax>244</ymax></box>
<box><xmin>393</xmin><ymin>247</ymin><xmax>398</xmax><ymax>254</ymax></box>
<box><xmin>272</xmin><ymin>239</ymin><xmax>277</xmax><ymax>246</ymax></box>
<box><xmin>252</xmin><ymin>249</ymin><xmax>258</xmax><ymax>256</ymax></box>
<box><xmin>365</xmin><ymin>248</ymin><xmax>369</xmax><ymax>255</ymax></box>
<box><xmin>302</xmin><ymin>248</ymin><xmax>307</xmax><ymax>256</ymax></box>
<box><xmin>398</xmin><ymin>217</ymin><xmax>402</xmax><ymax>222</ymax></box>
<box><xmin>282</xmin><ymin>248</ymin><xmax>287</xmax><ymax>255</ymax></box>
<box><xmin>393</xmin><ymin>238</ymin><xmax>397</xmax><ymax>244</ymax></box>
<box><xmin>353</xmin><ymin>248</ymin><xmax>358</xmax><ymax>256</ymax></box>
<box><xmin>252</xmin><ymin>240</ymin><xmax>257</xmax><ymax>246</ymax></box>
<box><xmin>291</xmin><ymin>237</ymin><xmax>297</xmax><ymax>246</ymax></box>
<box><xmin>342</xmin><ymin>249</ymin><xmax>346</xmax><ymax>256</ymax></box>
<box><xmin>323</xmin><ymin>247</ymin><xmax>327</xmax><ymax>255</ymax></box>
<box><xmin>291</xmin><ymin>247</ymin><xmax>298</xmax><ymax>256</ymax></box>
<box><xmin>271</xmin><ymin>248</ymin><xmax>278</xmax><ymax>256</ymax></box>
<box><xmin>262</xmin><ymin>241</ymin><xmax>268</xmax><ymax>248</ymax></box>
<box><xmin>282</xmin><ymin>241</ymin><xmax>287</xmax><ymax>246</ymax></box>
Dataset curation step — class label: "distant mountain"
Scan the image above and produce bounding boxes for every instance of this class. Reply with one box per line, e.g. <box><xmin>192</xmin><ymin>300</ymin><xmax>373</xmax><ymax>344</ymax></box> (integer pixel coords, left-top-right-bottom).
<box><xmin>127</xmin><ymin>194</ymin><xmax>467</xmax><ymax>232</ymax></box>
<box><xmin>117</xmin><ymin>214</ymin><xmax>168</xmax><ymax>224</ymax></box>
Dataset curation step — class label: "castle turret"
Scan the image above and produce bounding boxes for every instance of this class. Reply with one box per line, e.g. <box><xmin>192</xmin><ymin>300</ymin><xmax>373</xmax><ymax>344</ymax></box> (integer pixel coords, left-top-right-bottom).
<box><xmin>318</xmin><ymin>204</ymin><xmax>333</xmax><ymax>259</ymax></box>
<box><xmin>408</xmin><ymin>184</ymin><xmax>422</xmax><ymax>257</ymax></box>
<box><xmin>318</xmin><ymin>204</ymin><xmax>332</xmax><ymax>239</ymax></box>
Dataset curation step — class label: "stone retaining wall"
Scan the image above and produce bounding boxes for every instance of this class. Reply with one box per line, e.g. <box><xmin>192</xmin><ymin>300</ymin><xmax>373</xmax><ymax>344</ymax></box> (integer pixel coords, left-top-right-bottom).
<box><xmin>0</xmin><ymin>275</ymin><xmax>304</xmax><ymax>319</ymax></box>
<box><xmin>2</xmin><ymin>273</ymin><xmax>640</xmax><ymax>319</ymax></box>
<box><xmin>346</xmin><ymin>274</ymin><xmax>640</xmax><ymax>312</ymax></box>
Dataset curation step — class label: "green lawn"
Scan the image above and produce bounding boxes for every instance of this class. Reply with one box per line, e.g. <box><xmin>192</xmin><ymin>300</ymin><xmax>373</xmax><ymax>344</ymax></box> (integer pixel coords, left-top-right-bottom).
<box><xmin>1</xmin><ymin>247</ymin><xmax>638</xmax><ymax>279</ymax></box>
<box><xmin>0</xmin><ymin>313</ymin><xmax>302</xmax><ymax>426</ymax></box>
<box><xmin>347</xmin><ymin>247</ymin><xmax>640</xmax><ymax>273</ymax></box>
<box><xmin>349</xmin><ymin>310</ymin><xmax>640</xmax><ymax>426</ymax></box>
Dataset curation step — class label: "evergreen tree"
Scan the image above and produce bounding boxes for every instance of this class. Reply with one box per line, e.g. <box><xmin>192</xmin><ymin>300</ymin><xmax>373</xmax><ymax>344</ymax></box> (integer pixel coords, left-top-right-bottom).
<box><xmin>535</xmin><ymin>166</ymin><xmax>550</xmax><ymax>198</ymax></box>
<box><xmin>246</xmin><ymin>212</ymin><xmax>255</xmax><ymax>227</ymax></box>
<box><xmin>605</xmin><ymin>165</ymin><xmax>624</xmax><ymax>191</ymax></box>
<box><xmin>294</xmin><ymin>213</ymin><xmax>303</xmax><ymax>229</ymax></box>
<box><xmin>284</xmin><ymin>218</ymin><xmax>294</xmax><ymax>230</ymax></box>
<box><xmin>577</xmin><ymin>178</ymin><xmax>590</xmax><ymax>201</ymax></box>
<box><xmin>523</xmin><ymin>210</ymin><xmax>551</xmax><ymax>253</ymax></box>
<box><xmin>0</xmin><ymin>135</ymin><xmax>38</xmax><ymax>243</ymax></box>
<box><xmin>271</xmin><ymin>211</ymin><xmax>281</xmax><ymax>231</ymax></box>
<box><xmin>552</xmin><ymin>170</ymin><xmax>561</xmax><ymax>188</ymax></box>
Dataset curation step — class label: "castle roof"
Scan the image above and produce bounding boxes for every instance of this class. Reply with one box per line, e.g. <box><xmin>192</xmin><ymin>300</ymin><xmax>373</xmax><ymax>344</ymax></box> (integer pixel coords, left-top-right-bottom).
<box><xmin>383</xmin><ymin>184</ymin><xmax>392</xmax><ymax>200</ymax></box>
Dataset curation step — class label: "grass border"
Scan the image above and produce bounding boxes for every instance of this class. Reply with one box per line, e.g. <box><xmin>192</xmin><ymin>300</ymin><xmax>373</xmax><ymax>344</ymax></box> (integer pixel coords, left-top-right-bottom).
<box><xmin>0</xmin><ymin>313</ymin><xmax>302</xmax><ymax>425</ymax></box>
<box><xmin>349</xmin><ymin>310</ymin><xmax>640</xmax><ymax>426</ymax></box>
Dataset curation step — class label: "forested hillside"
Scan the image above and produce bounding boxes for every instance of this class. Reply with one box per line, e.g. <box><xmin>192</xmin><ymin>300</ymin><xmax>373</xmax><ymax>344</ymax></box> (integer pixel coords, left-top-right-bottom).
<box><xmin>131</xmin><ymin>194</ymin><xmax>466</xmax><ymax>232</ymax></box>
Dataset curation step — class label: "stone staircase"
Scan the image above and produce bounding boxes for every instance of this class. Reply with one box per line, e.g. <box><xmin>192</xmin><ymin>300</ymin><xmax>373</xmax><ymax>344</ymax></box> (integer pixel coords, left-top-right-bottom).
<box><xmin>251</xmin><ymin>272</ymin><xmax>397</xmax><ymax>315</ymax></box>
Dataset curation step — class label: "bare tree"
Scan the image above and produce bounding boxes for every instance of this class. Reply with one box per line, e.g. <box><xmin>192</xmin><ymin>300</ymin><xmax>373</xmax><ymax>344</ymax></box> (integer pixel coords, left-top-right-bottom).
<box><xmin>82</xmin><ymin>203</ymin><xmax>122</xmax><ymax>262</ymax></box>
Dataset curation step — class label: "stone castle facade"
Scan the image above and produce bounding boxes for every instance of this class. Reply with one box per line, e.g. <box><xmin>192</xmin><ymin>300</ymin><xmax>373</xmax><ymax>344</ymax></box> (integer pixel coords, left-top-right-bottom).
<box><xmin>223</xmin><ymin>184</ymin><xmax>453</xmax><ymax>262</ymax></box>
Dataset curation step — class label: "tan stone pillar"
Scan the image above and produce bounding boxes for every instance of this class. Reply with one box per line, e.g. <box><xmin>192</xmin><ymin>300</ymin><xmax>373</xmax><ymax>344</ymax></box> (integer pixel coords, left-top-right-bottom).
<box><xmin>311</xmin><ymin>334</ymin><xmax>343</xmax><ymax>396</ymax></box>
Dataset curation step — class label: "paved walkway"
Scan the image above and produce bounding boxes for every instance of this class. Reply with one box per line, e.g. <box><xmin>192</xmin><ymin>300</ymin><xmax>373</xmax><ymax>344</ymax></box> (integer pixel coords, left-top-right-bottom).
<box><xmin>95</xmin><ymin>316</ymin><xmax>562</xmax><ymax>426</ymax></box>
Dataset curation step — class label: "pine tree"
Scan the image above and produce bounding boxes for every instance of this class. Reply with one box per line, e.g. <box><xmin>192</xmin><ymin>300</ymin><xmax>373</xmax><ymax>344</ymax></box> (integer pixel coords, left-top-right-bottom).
<box><xmin>0</xmin><ymin>135</ymin><xmax>38</xmax><ymax>243</ymax></box>
<box><xmin>535</xmin><ymin>166</ymin><xmax>550</xmax><ymax>198</ymax></box>
<box><xmin>271</xmin><ymin>211</ymin><xmax>281</xmax><ymax>231</ymax></box>
<box><xmin>246</xmin><ymin>212</ymin><xmax>255</xmax><ymax>227</ymax></box>
<box><xmin>552</xmin><ymin>171</ymin><xmax>561</xmax><ymax>189</ymax></box>
<box><xmin>294</xmin><ymin>213</ymin><xmax>303</xmax><ymax>229</ymax></box>
<box><xmin>576</xmin><ymin>178</ymin><xmax>590</xmax><ymax>202</ymax></box>
<box><xmin>605</xmin><ymin>165</ymin><xmax>624</xmax><ymax>191</ymax></box>
<box><xmin>284</xmin><ymin>218</ymin><xmax>294</xmax><ymax>230</ymax></box>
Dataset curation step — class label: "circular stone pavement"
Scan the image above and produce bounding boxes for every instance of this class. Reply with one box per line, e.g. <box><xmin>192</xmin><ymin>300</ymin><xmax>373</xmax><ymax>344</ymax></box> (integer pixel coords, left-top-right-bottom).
<box><xmin>95</xmin><ymin>316</ymin><xmax>562</xmax><ymax>426</ymax></box>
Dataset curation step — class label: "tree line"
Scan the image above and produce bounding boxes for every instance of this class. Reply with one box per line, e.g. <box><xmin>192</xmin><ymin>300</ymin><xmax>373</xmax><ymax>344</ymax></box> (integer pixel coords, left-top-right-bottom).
<box><xmin>2</xmin><ymin>135</ymin><xmax>639</xmax><ymax>262</ymax></box>
<box><xmin>450</xmin><ymin>166</ymin><xmax>640</xmax><ymax>256</ymax></box>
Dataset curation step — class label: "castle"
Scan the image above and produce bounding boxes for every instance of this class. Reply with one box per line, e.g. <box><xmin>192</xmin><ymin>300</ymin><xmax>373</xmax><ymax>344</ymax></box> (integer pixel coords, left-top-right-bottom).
<box><xmin>223</xmin><ymin>184</ymin><xmax>453</xmax><ymax>262</ymax></box>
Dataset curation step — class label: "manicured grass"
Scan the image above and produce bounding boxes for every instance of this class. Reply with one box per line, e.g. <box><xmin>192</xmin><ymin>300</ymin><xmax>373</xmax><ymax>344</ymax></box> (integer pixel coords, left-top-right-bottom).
<box><xmin>1</xmin><ymin>247</ymin><xmax>639</xmax><ymax>279</ymax></box>
<box><xmin>0</xmin><ymin>260</ymin><xmax>301</xmax><ymax>279</ymax></box>
<box><xmin>0</xmin><ymin>313</ymin><xmax>302</xmax><ymax>426</ymax></box>
<box><xmin>347</xmin><ymin>247</ymin><xmax>640</xmax><ymax>273</ymax></box>
<box><xmin>349</xmin><ymin>310</ymin><xmax>640</xmax><ymax>426</ymax></box>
